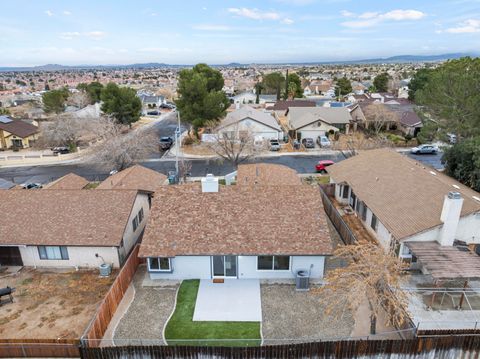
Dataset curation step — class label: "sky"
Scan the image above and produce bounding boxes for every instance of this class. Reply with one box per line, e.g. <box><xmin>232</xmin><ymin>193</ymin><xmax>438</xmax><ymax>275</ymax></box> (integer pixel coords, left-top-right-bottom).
<box><xmin>0</xmin><ymin>0</ymin><xmax>479</xmax><ymax>66</ymax></box>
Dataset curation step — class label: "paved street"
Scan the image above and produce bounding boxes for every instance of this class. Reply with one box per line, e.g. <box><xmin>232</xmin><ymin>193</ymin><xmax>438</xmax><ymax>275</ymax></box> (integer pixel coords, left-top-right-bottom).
<box><xmin>407</xmin><ymin>152</ymin><xmax>444</xmax><ymax>170</ymax></box>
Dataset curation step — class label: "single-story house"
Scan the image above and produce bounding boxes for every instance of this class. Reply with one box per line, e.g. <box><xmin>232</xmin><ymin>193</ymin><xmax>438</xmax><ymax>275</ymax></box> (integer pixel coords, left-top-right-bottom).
<box><xmin>0</xmin><ymin>116</ymin><xmax>39</xmax><ymax>150</ymax></box>
<box><xmin>216</xmin><ymin>106</ymin><xmax>283</xmax><ymax>141</ymax></box>
<box><xmin>286</xmin><ymin>106</ymin><xmax>353</xmax><ymax>140</ymax></box>
<box><xmin>0</xmin><ymin>189</ymin><xmax>152</xmax><ymax>268</ymax></box>
<box><xmin>43</xmin><ymin>173</ymin><xmax>89</xmax><ymax>190</ymax></box>
<box><xmin>97</xmin><ymin>165</ymin><xmax>167</xmax><ymax>192</ymax></box>
<box><xmin>231</xmin><ymin>92</ymin><xmax>257</xmax><ymax>105</ymax></box>
<box><xmin>139</xmin><ymin>166</ymin><xmax>332</xmax><ymax>282</ymax></box>
<box><xmin>266</xmin><ymin>100</ymin><xmax>316</xmax><ymax>117</ymax></box>
<box><xmin>327</xmin><ymin>149</ymin><xmax>480</xmax><ymax>261</ymax></box>
<box><xmin>139</xmin><ymin>95</ymin><xmax>166</xmax><ymax>108</ymax></box>
<box><xmin>398</xmin><ymin>111</ymin><xmax>422</xmax><ymax>137</ymax></box>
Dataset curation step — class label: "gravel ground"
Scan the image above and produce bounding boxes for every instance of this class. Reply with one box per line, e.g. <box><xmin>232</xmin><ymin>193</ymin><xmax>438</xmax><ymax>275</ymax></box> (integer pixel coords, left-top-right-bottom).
<box><xmin>114</xmin><ymin>266</ymin><xmax>178</xmax><ymax>345</ymax></box>
<box><xmin>261</xmin><ymin>284</ymin><xmax>354</xmax><ymax>345</ymax></box>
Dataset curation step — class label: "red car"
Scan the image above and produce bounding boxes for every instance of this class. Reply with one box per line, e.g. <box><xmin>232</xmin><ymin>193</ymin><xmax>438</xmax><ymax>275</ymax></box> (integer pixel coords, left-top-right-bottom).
<box><xmin>315</xmin><ymin>160</ymin><xmax>335</xmax><ymax>173</ymax></box>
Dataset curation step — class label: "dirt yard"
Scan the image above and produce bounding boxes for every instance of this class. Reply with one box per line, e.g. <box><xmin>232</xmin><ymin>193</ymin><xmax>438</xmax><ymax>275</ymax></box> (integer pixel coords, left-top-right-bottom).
<box><xmin>0</xmin><ymin>268</ymin><xmax>116</xmax><ymax>339</ymax></box>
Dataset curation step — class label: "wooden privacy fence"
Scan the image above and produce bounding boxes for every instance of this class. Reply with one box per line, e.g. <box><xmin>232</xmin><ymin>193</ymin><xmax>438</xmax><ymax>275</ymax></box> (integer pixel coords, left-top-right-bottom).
<box><xmin>82</xmin><ymin>244</ymin><xmax>143</xmax><ymax>346</ymax></box>
<box><xmin>0</xmin><ymin>339</ymin><xmax>79</xmax><ymax>358</ymax></box>
<box><xmin>79</xmin><ymin>335</ymin><xmax>480</xmax><ymax>359</ymax></box>
<box><xmin>319</xmin><ymin>185</ymin><xmax>357</xmax><ymax>245</ymax></box>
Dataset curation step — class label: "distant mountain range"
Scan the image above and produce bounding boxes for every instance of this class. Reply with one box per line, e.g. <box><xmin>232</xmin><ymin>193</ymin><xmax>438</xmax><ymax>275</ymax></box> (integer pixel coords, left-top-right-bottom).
<box><xmin>0</xmin><ymin>53</ymin><xmax>476</xmax><ymax>72</ymax></box>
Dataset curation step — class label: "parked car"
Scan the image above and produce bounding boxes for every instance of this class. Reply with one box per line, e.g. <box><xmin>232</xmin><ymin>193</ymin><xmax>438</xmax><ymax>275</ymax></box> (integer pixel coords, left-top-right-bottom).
<box><xmin>52</xmin><ymin>146</ymin><xmax>70</xmax><ymax>154</ymax></box>
<box><xmin>21</xmin><ymin>182</ymin><xmax>42</xmax><ymax>189</ymax></box>
<box><xmin>147</xmin><ymin>110</ymin><xmax>160</xmax><ymax>116</ymax></box>
<box><xmin>446</xmin><ymin>133</ymin><xmax>457</xmax><ymax>144</ymax></box>
<box><xmin>269</xmin><ymin>139</ymin><xmax>281</xmax><ymax>151</ymax></box>
<box><xmin>302</xmin><ymin>138</ymin><xmax>315</xmax><ymax>149</ymax></box>
<box><xmin>410</xmin><ymin>144</ymin><xmax>438</xmax><ymax>154</ymax></box>
<box><xmin>159</xmin><ymin>136</ymin><xmax>174</xmax><ymax>150</ymax></box>
<box><xmin>315</xmin><ymin>160</ymin><xmax>335</xmax><ymax>173</ymax></box>
<box><xmin>317</xmin><ymin>136</ymin><xmax>331</xmax><ymax>148</ymax></box>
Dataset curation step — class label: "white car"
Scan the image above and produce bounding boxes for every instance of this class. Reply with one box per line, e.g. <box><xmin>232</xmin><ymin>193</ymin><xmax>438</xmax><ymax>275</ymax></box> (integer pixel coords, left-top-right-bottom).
<box><xmin>317</xmin><ymin>135</ymin><xmax>331</xmax><ymax>148</ymax></box>
<box><xmin>410</xmin><ymin>144</ymin><xmax>438</xmax><ymax>154</ymax></box>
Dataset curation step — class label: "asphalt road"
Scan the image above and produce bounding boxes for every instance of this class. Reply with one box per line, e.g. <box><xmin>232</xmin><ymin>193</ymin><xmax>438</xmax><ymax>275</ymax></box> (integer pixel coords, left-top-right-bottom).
<box><xmin>407</xmin><ymin>152</ymin><xmax>444</xmax><ymax>170</ymax></box>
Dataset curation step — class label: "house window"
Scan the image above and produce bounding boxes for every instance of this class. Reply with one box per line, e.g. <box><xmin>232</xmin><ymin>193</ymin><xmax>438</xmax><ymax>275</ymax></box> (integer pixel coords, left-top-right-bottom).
<box><xmin>361</xmin><ymin>204</ymin><xmax>368</xmax><ymax>221</ymax></box>
<box><xmin>371</xmin><ymin>214</ymin><xmax>378</xmax><ymax>231</ymax></box>
<box><xmin>138</xmin><ymin>208</ymin><xmax>144</xmax><ymax>223</ymax></box>
<box><xmin>148</xmin><ymin>257</ymin><xmax>171</xmax><ymax>272</ymax></box>
<box><xmin>342</xmin><ymin>185</ymin><xmax>349</xmax><ymax>199</ymax></box>
<box><xmin>132</xmin><ymin>216</ymin><xmax>139</xmax><ymax>231</ymax></box>
<box><xmin>257</xmin><ymin>256</ymin><xmax>290</xmax><ymax>271</ymax></box>
<box><xmin>350</xmin><ymin>192</ymin><xmax>357</xmax><ymax>209</ymax></box>
<box><xmin>38</xmin><ymin>246</ymin><xmax>69</xmax><ymax>260</ymax></box>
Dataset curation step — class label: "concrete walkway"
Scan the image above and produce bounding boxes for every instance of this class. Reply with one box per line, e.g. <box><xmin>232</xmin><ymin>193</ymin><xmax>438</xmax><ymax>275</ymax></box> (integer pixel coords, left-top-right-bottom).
<box><xmin>193</xmin><ymin>279</ymin><xmax>262</xmax><ymax>322</ymax></box>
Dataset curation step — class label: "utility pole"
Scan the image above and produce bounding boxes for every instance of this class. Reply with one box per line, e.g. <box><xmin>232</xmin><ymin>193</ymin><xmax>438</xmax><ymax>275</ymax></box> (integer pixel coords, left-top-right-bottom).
<box><xmin>175</xmin><ymin>110</ymin><xmax>181</xmax><ymax>179</ymax></box>
<box><xmin>285</xmin><ymin>69</ymin><xmax>289</xmax><ymax>100</ymax></box>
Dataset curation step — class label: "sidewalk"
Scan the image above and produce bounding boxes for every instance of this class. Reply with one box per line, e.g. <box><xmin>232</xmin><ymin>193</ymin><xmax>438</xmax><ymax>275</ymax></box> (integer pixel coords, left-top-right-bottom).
<box><xmin>0</xmin><ymin>149</ymin><xmax>85</xmax><ymax>168</ymax></box>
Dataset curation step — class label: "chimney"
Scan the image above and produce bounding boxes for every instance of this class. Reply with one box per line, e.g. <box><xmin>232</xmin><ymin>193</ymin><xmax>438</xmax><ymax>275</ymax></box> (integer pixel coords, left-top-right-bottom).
<box><xmin>201</xmin><ymin>174</ymin><xmax>219</xmax><ymax>193</ymax></box>
<box><xmin>439</xmin><ymin>192</ymin><xmax>463</xmax><ymax>246</ymax></box>
<box><xmin>235</xmin><ymin>102</ymin><xmax>240</xmax><ymax>110</ymax></box>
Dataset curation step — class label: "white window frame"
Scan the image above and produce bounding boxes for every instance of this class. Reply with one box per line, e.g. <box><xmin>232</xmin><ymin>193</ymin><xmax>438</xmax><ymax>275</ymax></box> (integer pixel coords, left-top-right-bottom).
<box><xmin>147</xmin><ymin>257</ymin><xmax>172</xmax><ymax>272</ymax></box>
<box><xmin>256</xmin><ymin>255</ymin><xmax>291</xmax><ymax>271</ymax></box>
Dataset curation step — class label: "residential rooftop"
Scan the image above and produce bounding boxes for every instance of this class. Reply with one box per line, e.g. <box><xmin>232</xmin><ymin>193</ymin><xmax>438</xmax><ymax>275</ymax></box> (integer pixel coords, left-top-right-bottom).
<box><xmin>237</xmin><ymin>163</ymin><xmax>301</xmax><ymax>186</ymax></box>
<box><xmin>327</xmin><ymin>149</ymin><xmax>480</xmax><ymax>240</ymax></box>
<box><xmin>43</xmin><ymin>173</ymin><xmax>89</xmax><ymax>190</ymax></box>
<box><xmin>97</xmin><ymin>165</ymin><xmax>167</xmax><ymax>192</ymax></box>
<box><xmin>139</xmin><ymin>183</ymin><xmax>332</xmax><ymax>257</ymax></box>
<box><xmin>0</xmin><ymin>189</ymin><xmax>139</xmax><ymax>247</ymax></box>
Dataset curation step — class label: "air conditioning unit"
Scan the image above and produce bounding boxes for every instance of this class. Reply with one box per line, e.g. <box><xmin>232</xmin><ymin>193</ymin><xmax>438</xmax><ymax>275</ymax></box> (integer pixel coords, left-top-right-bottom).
<box><xmin>295</xmin><ymin>269</ymin><xmax>310</xmax><ymax>291</ymax></box>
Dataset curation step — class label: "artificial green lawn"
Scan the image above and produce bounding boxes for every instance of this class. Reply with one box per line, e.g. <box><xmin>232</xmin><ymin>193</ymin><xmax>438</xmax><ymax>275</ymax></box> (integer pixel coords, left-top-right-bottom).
<box><xmin>164</xmin><ymin>280</ymin><xmax>261</xmax><ymax>346</ymax></box>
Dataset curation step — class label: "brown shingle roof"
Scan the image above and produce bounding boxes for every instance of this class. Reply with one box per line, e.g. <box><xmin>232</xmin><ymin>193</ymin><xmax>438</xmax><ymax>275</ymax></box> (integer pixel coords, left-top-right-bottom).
<box><xmin>327</xmin><ymin>149</ymin><xmax>480</xmax><ymax>240</ymax></box>
<box><xmin>139</xmin><ymin>184</ymin><xmax>332</xmax><ymax>257</ymax></box>
<box><xmin>0</xmin><ymin>190</ymin><xmax>138</xmax><ymax>246</ymax></box>
<box><xmin>43</xmin><ymin>173</ymin><xmax>89</xmax><ymax>190</ymax></box>
<box><xmin>237</xmin><ymin>164</ymin><xmax>301</xmax><ymax>186</ymax></box>
<box><xmin>271</xmin><ymin>100</ymin><xmax>316</xmax><ymax>112</ymax></box>
<box><xmin>0</xmin><ymin>118</ymin><xmax>38</xmax><ymax>138</ymax></box>
<box><xmin>97</xmin><ymin>165</ymin><xmax>167</xmax><ymax>192</ymax></box>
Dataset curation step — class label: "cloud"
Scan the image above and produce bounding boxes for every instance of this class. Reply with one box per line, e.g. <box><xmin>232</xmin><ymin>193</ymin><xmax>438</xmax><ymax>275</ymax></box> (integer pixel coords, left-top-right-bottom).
<box><xmin>281</xmin><ymin>18</ymin><xmax>294</xmax><ymax>25</ymax></box>
<box><xmin>59</xmin><ymin>32</ymin><xmax>81</xmax><ymax>40</ymax></box>
<box><xmin>63</xmin><ymin>10</ymin><xmax>72</xmax><ymax>16</ymax></box>
<box><xmin>193</xmin><ymin>24</ymin><xmax>231</xmax><ymax>31</ymax></box>
<box><xmin>60</xmin><ymin>31</ymin><xmax>107</xmax><ymax>41</ymax></box>
<box><xmin>228</xmin><ymin>7</ymin><xmax>294</xmax><ymax>25</ymax></box>
<box><xmin>85</xmin><ymin>31</ymin><xmax>106</xmax><ymax>40</ymax></box>
<box><xmin>228</xmin><ymin>8</ymin><xmax>281</xmax><ymax>20</ymax></box>
<box><xmin>341</xmin><ymin>9</ymin><xmax>426</xmax><ymax>28</ymax></box>
<box><xmin>45</xmin><ymin>10</ymin><xmax>54</xmax><ymax>16</ymax></box>
<box><xmin>444</xmin><ymin>19</ymin><xmax>480</xmax><ymax>33</ymax></box>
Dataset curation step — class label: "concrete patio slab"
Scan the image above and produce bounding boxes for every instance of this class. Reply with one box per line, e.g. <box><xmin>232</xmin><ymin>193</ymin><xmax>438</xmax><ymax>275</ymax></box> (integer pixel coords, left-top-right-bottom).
<box><xmin>193</xmin><ymin>279</ymin><xmax>262</xmax><ymax>322</ymax></box>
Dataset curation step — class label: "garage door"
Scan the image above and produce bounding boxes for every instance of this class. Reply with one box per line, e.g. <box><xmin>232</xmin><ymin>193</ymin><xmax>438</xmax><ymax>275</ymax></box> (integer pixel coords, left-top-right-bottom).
<box><xmin>0</xmin><ymin>246</ymin><xmax>23</xmax><ymax>266</ymax></box>
<box><xmin>299</xmin><ymin>130</ymin><xmax>325</xmax><ymax>140</ymax></box>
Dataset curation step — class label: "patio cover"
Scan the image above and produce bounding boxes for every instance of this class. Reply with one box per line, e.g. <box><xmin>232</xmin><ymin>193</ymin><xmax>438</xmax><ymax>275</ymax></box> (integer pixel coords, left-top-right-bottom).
<box><xmin>406</xmin><ymin>241</ymin><xmax>480</xmax><ymax>280</ymax></box>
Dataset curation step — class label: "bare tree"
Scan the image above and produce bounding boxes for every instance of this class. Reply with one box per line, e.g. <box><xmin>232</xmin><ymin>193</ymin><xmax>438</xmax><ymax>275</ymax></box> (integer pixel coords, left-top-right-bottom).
<box><xmin>315</xmin><ymin>244</ymin><xmax>409</xmax><ymax>335</ymax></box>
<box><xmin>88</xmin><ymin>126</ymin><xmax>157</xmax><ymax>171</ymax></box>
<box><xmin>67</xmin><ymin>91</ymin><xmax>90</xmax><ymax>109</ymax></box>
<box><xmin>208</xmin><ymin>126</ymin><xmax>263</xmax><ymax>168</ymax></box>
<box><xmin>363</xmin><ymin>104</ymin><xmax>399</xmax><ymax>135</ymax></box>
<box><xmin>179</xmin><ymin>158</ymin><xmax>192</xmax><ymax>184</ymax></box>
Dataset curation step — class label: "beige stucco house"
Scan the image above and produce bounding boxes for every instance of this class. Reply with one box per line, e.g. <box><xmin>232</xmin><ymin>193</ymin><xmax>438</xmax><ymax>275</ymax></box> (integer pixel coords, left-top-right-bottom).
<box><xmin>0</xmin><ymin>116</ymin><xmax>39</xmax><ymax>150</ymax></box>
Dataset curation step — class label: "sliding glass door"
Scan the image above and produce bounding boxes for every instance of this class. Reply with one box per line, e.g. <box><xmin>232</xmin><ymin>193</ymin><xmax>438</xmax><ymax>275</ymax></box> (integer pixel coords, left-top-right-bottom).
<box><xmin>212</xmin><ymin>255</ymin><xmax>237</xmax><ymax>278</ymax></box>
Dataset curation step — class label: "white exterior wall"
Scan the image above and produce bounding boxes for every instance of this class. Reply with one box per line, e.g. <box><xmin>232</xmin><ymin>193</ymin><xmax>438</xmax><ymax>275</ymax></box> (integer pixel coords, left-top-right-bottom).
<box><xmin>219</xmin><ymin>118</ymin><xmax>281</xmax><ymax>140</ymax></box>
<box><xmin>119</xmin><ymin>193</ymin><xmax>150</xmax><ymax>263</ymax></box>
<box><xmin>455</xmin><ymin>213</ymin><xmax>480</xmax><ymax>244</ymax></box>
<box><xmin>148</xmin><ymin>255</ymin><xmax>326</xmax><ymax>280</ymax></box>
<box><xmin>295</xmin><ymin>121</ymin><xmax>338</xmax><ymax>140</ymax></box>
<box><xmin>149</xmin><ymin>256</ymin><xmax>212</xmax><ymax>280</ymax></box>
<box><xmin>19</xmin><ymin>245</ymin><xmax>120</xmax><ymax>268</ymax></box>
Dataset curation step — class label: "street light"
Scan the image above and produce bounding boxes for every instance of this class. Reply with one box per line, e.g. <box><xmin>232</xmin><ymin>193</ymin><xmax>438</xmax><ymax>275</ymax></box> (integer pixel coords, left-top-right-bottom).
<box><xmin>175</xmin><ymin>111</ymin><xmax>181</xmax><ymax>179</ymax></box>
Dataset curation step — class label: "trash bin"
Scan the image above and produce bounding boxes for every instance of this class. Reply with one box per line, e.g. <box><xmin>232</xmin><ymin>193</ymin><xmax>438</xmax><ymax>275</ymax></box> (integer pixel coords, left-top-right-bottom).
<box><xmin>295</xmin><ymin>269</ymin><xmax>310</xmax><ymax>291</ymax></box>
<box><xmin>168</xmin><ymin>171</ymin><xmax>177</xmax><ymax>184</ymax></box>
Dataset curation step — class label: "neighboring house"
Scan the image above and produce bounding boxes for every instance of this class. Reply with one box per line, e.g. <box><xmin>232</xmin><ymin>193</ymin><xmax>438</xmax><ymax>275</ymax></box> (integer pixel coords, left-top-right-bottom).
<box><xmin>303</xmin><ymin>82</ymin><xmax>332</xmax><ymax>96</ymax></box>
<box><xmin>216</xmin><ymin>106</ymin><xmax>283</xmax><ymax>141</ymax></box>
<box><xmin>231</xmin><ymin>92</ymin><xmax>258</xmax><ymax>105</ymax></box>
<box><xmin>327</xmin><ymin>149</ymin><xmax>480</xmax><ymax>260</ymax></box>
<box><xmin>398</xmin><ymin>111</ymin><xmax>422</xmax><ymax>137</ymax></box>
<box><xmin>0</xmin><ymin>190</ymin><xmax>152</xmax><ymax>268</ymax></box>
<box><xmin>286</xmin><ymin>106</ymin><xmax>353</xmax><ymax>140</ymax></box>
<box><xmin>236</xmin><ymin>163</ymin><xmax>301</xmax><ymax>186</ymax></box>
<box><xmin>267</xmin><ymin>100</ymin><xmax>316</xmax><ymax>117</ymax></box>
<box><xmin>139</xmin><ymin>165</ymin><xmax>332</xmax><ymax>282</ymax></box>
<box><xmin>97</xmin><ymin>165</ymin><xmax>167</xmax><ymax>193</ymax></box>
<box><xmin>0</xmin><ymin>116</ymin><xmax>39</xmax><ymax>150</ymax></box>
<box><xmin>139</xmin><ymin>94</ymin><xmax>166</xmax><ymax>108</ymax></box>
<box><xmin>43</xmin><ymin>173</ymin><xmax>89</xmax><ymax>190</ymax></box>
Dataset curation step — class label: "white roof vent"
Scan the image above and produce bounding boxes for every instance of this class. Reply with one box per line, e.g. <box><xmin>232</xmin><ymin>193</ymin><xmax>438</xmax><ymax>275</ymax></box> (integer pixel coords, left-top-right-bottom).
<box><xmin>452</xmin><ymin>184</ymin><xmax>460</xmax><ymax>189</ymax></box>
<box><xmin>429</xmin><ymin>171</ymin><xmax>437</xmax><ymax>176</ymax></box>
<box><xmin>473</xmin><ymin>196</ymin><xmax>480</xmax><ymax>202</ymax></box>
